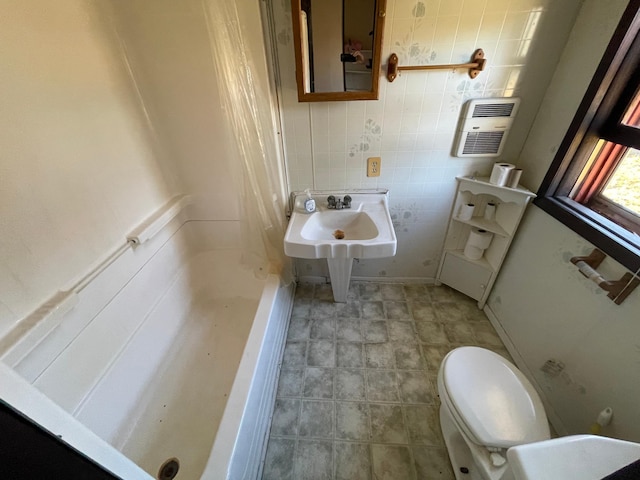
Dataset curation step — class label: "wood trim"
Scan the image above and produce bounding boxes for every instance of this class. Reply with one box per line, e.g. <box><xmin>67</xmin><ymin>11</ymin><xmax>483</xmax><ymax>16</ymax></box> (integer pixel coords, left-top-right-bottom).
<box><xmin>536</xmin><ymin>0</ymin><xmax>640</xmax><ymax>196</ymax></box>
<box><xmin>534</xmin><ymin>197</ymin><xmax>640</xmax><ymax>272</ymax></box>
<box><xmin>290</xmin><ymin>0</ymin><xmax>386</xmax><ymax>102</ymax></box>
<box><xmin>535</xmin><ymin>1</ymin><xmax>640</xmax><ymax>272</ymax></box>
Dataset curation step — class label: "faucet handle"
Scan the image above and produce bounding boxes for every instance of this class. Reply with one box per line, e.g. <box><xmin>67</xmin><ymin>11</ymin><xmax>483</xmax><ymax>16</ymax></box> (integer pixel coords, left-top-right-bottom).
<box><xmin>327</xmin><ymin>195</ymin><xmax>336</xmax><ymax>207</ymax></box>
<box><xmin>343</xmin><ymin>195</ymin><xmax>352</xmax><ymax>208</ymax></box>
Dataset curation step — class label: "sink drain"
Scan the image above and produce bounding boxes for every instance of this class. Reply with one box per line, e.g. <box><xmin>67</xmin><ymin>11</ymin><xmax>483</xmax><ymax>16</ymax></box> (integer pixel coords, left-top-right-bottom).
<box><xmin>158</xmin><ymin>458</ymin><xmax>180</xmax><ymax>480</ymax></box>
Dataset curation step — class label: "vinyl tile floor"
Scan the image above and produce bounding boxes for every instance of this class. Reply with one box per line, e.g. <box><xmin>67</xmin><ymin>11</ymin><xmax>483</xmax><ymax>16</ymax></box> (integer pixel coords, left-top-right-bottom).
<box><xmin>261</xmin><ymin>282</ymin><xmax>512</xmax><ymax>480</ymax></box>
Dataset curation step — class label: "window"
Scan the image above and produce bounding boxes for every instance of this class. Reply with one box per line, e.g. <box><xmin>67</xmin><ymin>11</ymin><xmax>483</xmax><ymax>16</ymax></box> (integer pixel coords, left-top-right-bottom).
<box><xmin>535</xmin><ymin>0</ymin><xmax>640</xmax><ymax>272</ymax></box>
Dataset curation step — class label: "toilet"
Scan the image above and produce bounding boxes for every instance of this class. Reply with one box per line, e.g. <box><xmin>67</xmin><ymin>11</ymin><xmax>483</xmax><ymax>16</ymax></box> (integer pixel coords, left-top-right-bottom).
<box><xmin>437</xmin><ymin>346</ymin><xmax>550</xmax><ymax>480</ymax></box>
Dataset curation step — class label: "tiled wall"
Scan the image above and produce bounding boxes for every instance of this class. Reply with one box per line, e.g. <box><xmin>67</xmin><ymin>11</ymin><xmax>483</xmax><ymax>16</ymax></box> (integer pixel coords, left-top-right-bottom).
<box><xmin>270</xmin><ymin>0</ymin><xmax>582</xmax><ymax>280</ymax></box>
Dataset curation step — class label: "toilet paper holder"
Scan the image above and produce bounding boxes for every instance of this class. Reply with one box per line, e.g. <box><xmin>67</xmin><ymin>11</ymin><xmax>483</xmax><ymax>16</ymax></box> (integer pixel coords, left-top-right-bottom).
<box><xmin>570</xmin><ymin>248</ymin><xmax>639</xmax><ymax>305</ymax></box>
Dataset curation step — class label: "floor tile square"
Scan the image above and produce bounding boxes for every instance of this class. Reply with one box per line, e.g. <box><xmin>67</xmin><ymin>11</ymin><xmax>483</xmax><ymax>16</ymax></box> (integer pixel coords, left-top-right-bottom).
<box><xmin>335</xmin><ymin>368</ymin><xmax>366</xmax><ymax>400</ymax></box>
<box><xmin>365</xmin><ymin>343</ymin><xmax>395</xmax><ymax>368</ymax></box>
<box><xmin>307</xmin><ymin>340</ymin><xmax>335</xmax><ymax>367</ymax></box>
<box><xmin>362</xmin><ymin>320</ymin><xmax>388</xmax><ymax>343</ymax></box>
<box><xmin>311</xmin><ymin>299</ymin><xmax>336</xmax><ymax>319</ymax></box>
<box><xmin>295</xmin><ymin>283</ymin><xmax>315</xmax><ymax>299</ymax></box>
<box><xmin>403</xmin><ymin>284</ymin><xmax>428</xmax><ymax>299</ymax></box>
<box><xmin>427</xmin><ymin>286</ymin><xmax>458</xmax><ymax>303</ymax></box>
<box><xmin>404</xmin><ymin>405</ymin><xmax>443</xmax><ymax>445</ymax></box>
<box><xmin>370</xmin><ymin>404</ymin><xmax>407</xmax><ymax>443</ymax></box>
<box><xmin>444</xmin><ymin>321</ymin><xmax>475</xmax><ymax>344</ymax></box>
<box><xmin>295</xmin><ymin>440</ymin><xmax>333</xmax><ymax>480</ymax></box>
<box><xmin>299</xmin><ymin>400</ymin><xmax>334</xmax><ymax>438</ymax></box>
<box><xmin>458</xmin><ymin>301</ymin><xmax>488</xmax><ymax>321</ymax></box>
<box><xmin>291</xmin><ymin>298</ymin><xmax>312</xmax><ymax>318</ymax></box>
<box><xmin>371</xmin><ymin>445</ymin><xmax>416</xmax><ymax>480</ymax></box>
<box><xmin>277</xmin><ymin>369</ymin><xmax>304</xmax><ymax>397</ymax></box>
<box><xmin>388</xmin><ymin>321</ymin><xmax>417</xmax><ymax>343</ymax></box>
<box><xmin>287</xmin><ymin>317</ymin><xmax>311</xmax><ymax>341</ymax></box>
<box><xmin>434</xmin><ymin>302</ymin><xmax>467</xmax><ymax>322</ymax></box>
<box><xmin>410</xmin><ymin>301</ymin><xmax>438</xmax><ymax>322</ymax></box>
<box><xmin>412</xmin><ymin>445</ymin><xmax>455</xmax><ymax>479</ymax></box>
<box><xmin>263</xmin><ymin>438</ymin><xmax>295</xmax><ymax>480</ymax></box>
<box><xmin>361</xmin><ymin>301</ymin><xmax>385</xmax><ymax>319</ymax></box>
<box><xmin>397</xmin><ymin>371</ymin><xmax>435</xmax><ymax>404</ymax></box>
<box><xmin>310</xmin><ymin>317</ymin><xmax>335</xmax><ymax>340</ymax></box>
<box><xmin>270</xmin><ymin>398</ymin><xmax>300</xmax><ymax>436</ymax></box>
<box><xmin>336</xmin><ymin>402</ymin><xmax>370</xmax><ymax>441</ymax></box>
<box><xmin>303</xmin><ymin>367</ymin><xmax>334</xmax><ymax>399</ymax></box>
<box><xmin>381</xmin><ymin>284</ymin><xmax>405</xmax><ymax>301</ymax></box>
<box><xmin>359</xmin><ymin>283</ymin><xmax>383</xmax><ymax>301</ymax></box>
<box><xmin>335</xmin><ymin>442</ymin><xmax>371</xmax><ymax>480</ymax></box>
<box><xmin>415</xmin><ymin>321</ymin><xmax>448</xmax><ymax>345</ymax></box>
<box><xmin>346</xmin><ymin>282</ymin><xmax>360</xmax><ymax>301</ymax></box>
<box><xmin>336</xmin><ymin>318</ymin><xmax>362</xmax><ymax>342</ymax></box>
<box><xmin>472</xmin><ymin>321</ymin><xmax>503</xmax><ymax>346</ymax></box>
<box><xmin>336</xmin><ymin>342</ymin><xmax>363</xmax><ymax>368</ymax></box>
<box><xmin>422</xmin><ymin>345</ymin><xmax>452</xmax><ymax>372</ymax></box>
<box><xmin>366</xmin><ymin>370</ymin><xmax>399</xmax><ymax>402</ymax></box>
<box><xmin>385</xmin><ymin>301</ymin><xmax>411</xmax><ymax>319</ymax></box>
<box><xmin>336</xmin><ymin>301</ymin><xmax>361</xmax><ymax>318</ymax></box>
<box><xmin>282</xmin><ymin>341</ymin><xmax>307</xmax><ymax>367</ymax></box>
<box><xmin>314</xmin><ymin>284</ymin><xmax>335</xmax><ymax>301</ymax></box>
<box><xmin>394</xmin><ymin>343</ymin><xmax>426</xmax><ymax>370</ymax></box>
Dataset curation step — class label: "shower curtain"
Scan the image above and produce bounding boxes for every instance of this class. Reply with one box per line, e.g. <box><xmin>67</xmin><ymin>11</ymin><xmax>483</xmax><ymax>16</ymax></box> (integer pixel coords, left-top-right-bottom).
<box><xmin>202</xmin><ymin>0</ymin><xmax>292</xmax><ymax>283</ymax></box>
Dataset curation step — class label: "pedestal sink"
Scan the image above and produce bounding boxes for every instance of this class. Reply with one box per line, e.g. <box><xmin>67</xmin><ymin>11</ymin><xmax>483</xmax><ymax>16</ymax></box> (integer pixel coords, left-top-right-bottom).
<box><xmin>284</xmin><ymin>191</ymin><xmax>397</xmax><ymax>302</ymax></box>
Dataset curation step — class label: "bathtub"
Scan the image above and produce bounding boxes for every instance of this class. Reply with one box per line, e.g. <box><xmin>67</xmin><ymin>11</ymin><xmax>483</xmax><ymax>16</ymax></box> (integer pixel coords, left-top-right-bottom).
<box><xmin>1</xmin><ymin>216</ymin><xmax>294</xmax><ymax>479</ymax></box>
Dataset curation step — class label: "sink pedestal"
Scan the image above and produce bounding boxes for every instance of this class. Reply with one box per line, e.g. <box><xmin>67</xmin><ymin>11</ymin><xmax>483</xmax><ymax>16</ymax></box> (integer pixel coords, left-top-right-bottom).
<box><xmin>327</xmin><ymin>258</ymin><xmax>353</xmax><ymax>302</ymax></box>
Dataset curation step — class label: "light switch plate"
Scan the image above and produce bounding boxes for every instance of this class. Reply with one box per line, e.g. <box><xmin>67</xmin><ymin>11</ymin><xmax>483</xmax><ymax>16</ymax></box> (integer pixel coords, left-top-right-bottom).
<box><xmin>367</xmin><ymin>157</ymin><xmax>381</xmax><ymax>177</ymax></box>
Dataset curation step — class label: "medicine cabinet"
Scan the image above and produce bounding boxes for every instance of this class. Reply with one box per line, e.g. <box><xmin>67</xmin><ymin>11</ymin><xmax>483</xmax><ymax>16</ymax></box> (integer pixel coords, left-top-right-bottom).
<box><xmin>290</xmin><ymin>0</ymin><xmax>386</xmax><ymax>102</ymax></box>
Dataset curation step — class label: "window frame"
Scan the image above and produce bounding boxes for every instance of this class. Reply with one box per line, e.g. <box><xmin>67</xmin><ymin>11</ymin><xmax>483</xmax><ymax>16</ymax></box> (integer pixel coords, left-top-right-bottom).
<box><xmin>534</xmin><ymin>0</ymin><xmax>640</xmax><ymax>273</ymax></box>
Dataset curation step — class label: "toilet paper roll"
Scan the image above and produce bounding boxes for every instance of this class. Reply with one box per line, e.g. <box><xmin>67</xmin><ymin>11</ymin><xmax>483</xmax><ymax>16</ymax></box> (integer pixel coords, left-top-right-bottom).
<box><xmin>457</xmin><ymin>203</ymin><xmax>475</xmax><ymax>221</ymax></box>
<box><xmin>463</xmin><ymin>244</ymin><xmax>484</xmax><ymax>260</ymax></box>
<box><xmin>489</xmin><ymin>163</ymin><xmax>515</xmax><ymax>186</ymax></box>
<box><xmin>507</xmin><ymin>168</ymin><xmax>523</xmax><ymax>188</ymax></box>
<box><xmin>464</xmin><ymin>228</ymin><xmax>493</xmax><ymax>260</ymax></box>
<box><xmin>484</xmin><ymin>202</ymin><xmax>496</xmax><ymax>221</ymax></box>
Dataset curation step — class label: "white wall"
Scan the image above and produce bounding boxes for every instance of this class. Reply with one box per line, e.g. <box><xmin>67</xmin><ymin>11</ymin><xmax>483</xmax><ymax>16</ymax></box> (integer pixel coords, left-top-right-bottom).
<box><xmin>0</xmin><ymin>0</ymin><xmax>278</xmax><ymax>338</ymax></box>
<box><xmin>0</xmin><ymin>0</ymin><xmax>178</xmax><ymax>335</ymax></box>
<box><xmin>488</xmin><ymin>0</ymin><xmax>640</xmax><ymax>441</ymax></box>
<box><xmin>271</xmin><ymin>0</ymin><xmax>583</xmax><ymax>280</ymax></box>
<box><xmin>100</xmin><ymin>0</ymin><xmax>239</xmax><ymax>221</ymax></box>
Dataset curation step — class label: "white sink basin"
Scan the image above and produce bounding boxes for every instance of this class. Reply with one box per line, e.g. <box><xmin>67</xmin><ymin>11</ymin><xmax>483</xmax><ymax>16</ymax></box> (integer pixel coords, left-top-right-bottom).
<box><xmin>284</xmin><ymin>192</ymin><xmax>397</xmax><ymax>259</ymax></box>
<box><xmin>507</xmin><ymin>434</ymin><xmax>640</xmax><ymax>479</ymax></box>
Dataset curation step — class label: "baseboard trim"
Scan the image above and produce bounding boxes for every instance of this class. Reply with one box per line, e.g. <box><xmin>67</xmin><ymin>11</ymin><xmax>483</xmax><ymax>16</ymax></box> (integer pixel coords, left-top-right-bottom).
<box><xmin>296</xmin><ymin>275</ymin><xmax>436</xmax><ymax>285</ymax></box>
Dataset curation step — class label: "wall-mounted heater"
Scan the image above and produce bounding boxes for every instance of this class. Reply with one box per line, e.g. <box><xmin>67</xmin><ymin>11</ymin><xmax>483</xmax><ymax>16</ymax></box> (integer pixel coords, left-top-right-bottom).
<box><xmin>453</xmin><ymin>97</ymin><xmax>520</xmax><ymax>157</ymax></box>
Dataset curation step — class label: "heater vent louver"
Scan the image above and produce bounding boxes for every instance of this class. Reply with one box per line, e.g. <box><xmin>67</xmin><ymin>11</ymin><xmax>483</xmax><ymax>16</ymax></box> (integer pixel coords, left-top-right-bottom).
<box><xmin>454</xmin><ymin>98</ymin><xmax>520</xmax><ymax>157</ymax></box>
<box><xmin>462</xmin><ymin>131</ymin><xmax>505</xmax><ymax>155</ymax></box>
<box><xmin>471</xmin><ymin>103</ymin><xmax>515</xmax><ymax>118</ymax></box>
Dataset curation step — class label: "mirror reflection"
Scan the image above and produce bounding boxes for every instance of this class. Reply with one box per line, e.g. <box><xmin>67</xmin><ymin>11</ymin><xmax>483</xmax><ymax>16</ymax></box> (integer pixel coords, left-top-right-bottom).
<box><xmin>292</xmin><ymin>0</ymin><xmax>386</xmax><ymax>102</ymax></box>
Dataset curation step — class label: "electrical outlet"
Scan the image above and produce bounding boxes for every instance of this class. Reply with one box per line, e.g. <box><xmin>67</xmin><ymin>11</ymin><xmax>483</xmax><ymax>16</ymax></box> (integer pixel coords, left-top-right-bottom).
<box><xmin>367</xmin><ymin>157</ymin><xmax>381</xmax><ymax>177</ymax></box>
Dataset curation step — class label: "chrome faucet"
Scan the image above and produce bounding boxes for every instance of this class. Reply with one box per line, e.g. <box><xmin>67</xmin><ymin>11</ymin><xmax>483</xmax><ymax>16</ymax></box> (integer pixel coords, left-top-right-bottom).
<box><xmin>327</xmin><ymin>195</ymin><xmax>352</xmax><ymax>209</ymax></box>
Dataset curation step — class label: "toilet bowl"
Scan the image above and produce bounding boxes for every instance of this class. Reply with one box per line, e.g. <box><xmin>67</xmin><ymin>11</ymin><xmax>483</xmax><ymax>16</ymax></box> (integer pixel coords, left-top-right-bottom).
<box><xmin>437</xmin><ymin>347</ymin><xmax>550</xmax><ymax>480</ymax></box>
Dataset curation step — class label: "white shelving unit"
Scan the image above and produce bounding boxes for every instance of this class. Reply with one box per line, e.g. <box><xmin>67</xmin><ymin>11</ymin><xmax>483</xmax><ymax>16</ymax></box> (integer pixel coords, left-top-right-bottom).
<box><xmin>436</xmin><ymin>176</ymin><xmax>536</xmax><ymax>308</ymax></box>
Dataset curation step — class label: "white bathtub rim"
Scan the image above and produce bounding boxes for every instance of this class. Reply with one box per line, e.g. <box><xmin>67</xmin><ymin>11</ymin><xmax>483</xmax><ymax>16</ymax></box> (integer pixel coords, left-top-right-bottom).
<box><xmin>0</xmin><ymin>361</ymin><xmax>153</xmax><ymax>480</ymax></box>
<box><xmin>203</xmin><ymin>274</ymin><xmax>281</xmax><ymax>480</ymax></box>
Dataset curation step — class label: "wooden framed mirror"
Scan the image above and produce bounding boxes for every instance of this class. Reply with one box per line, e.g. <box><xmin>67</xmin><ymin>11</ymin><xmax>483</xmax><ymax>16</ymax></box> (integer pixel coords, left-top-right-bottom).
<box><xmin>290</xmin><ymin>0</ymin><xmax>386</xmax><ymax>102</ymax></box>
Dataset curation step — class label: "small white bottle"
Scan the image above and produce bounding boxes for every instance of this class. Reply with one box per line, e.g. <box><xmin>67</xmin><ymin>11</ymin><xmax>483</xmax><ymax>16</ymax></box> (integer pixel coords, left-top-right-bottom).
<box><xmin>303</xmin><ymin>189</ymin><xmax>316</xmax><ymax>213</ymax></box>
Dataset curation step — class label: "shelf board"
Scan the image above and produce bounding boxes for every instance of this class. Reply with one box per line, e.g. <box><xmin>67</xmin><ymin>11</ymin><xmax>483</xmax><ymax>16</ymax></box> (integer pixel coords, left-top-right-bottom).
<box><xmin>452</xmin><ymin>216</ymin><xmax>510</xmax><ymax>237</ymax></box>
<box><xmin>456</xmin><ymin>176</ymin><xmax>536</xmax><ymax>197</ymax></box>
<box><xmin>446</xmin><ymin>249</ymin><xmax>495</xmax><ymax>271</ymax></box>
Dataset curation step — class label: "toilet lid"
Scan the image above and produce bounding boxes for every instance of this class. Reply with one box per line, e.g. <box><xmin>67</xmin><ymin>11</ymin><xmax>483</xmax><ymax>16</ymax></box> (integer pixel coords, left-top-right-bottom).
<box><xmin>442</xmin><ymin>347</ymin><xmax>550</xmax><ymax>449</ymax></box>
